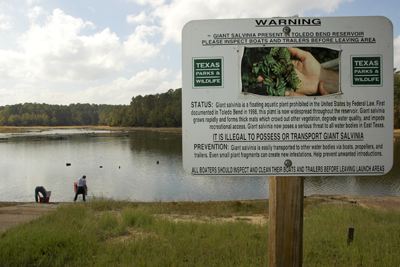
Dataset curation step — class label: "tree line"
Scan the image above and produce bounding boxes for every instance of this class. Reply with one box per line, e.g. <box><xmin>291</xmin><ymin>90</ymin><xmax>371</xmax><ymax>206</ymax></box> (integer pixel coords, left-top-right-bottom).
<box><xmin>394</xmin><ymin>70</ymin><xmax>400</xmax><ymax>128</ymax></box>
<box><xmin>1</xmin><ymin>71</ymin><xmax>400</xmax><ymax>129</ymax></box>
<box><xmin>0</xmin><ymin>88</ymin><xmax>182</xmax><ymax>128</ymax></box>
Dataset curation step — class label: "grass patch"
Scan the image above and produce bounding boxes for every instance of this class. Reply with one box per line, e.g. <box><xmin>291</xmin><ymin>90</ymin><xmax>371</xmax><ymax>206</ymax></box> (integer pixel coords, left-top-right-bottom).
<box><xmin>0</xmin><ymin>128</ymin><xmax>22</xmax><ymax>133</ymax></box>
<box><xmin>303</xmin><ymin>202</ymin><xmax>400</xmax><ymax>266</ymax></box>
<box><xmin>137</xmin><ymin>199</ymin><xmax>268</xmax><ymax>217</ymax></box>
<box><xmin>0</xmin><ymin>198</ymin><xmax>399</xmax><ymax>266</ymax></box>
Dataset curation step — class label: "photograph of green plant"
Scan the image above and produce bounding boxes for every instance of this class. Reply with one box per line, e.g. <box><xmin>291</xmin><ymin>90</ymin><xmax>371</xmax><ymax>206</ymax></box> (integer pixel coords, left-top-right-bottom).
<box><xmin>241</xmin><ymin>47</ymin><xmax>339</xmax><ymax>96</ymax></box>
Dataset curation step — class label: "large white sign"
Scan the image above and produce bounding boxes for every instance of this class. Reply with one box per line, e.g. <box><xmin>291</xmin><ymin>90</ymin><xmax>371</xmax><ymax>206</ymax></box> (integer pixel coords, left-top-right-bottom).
<box><xmin>182</xmin><ymin>16</ymin><xmax>393</xmax><ymax>176</ymax></box>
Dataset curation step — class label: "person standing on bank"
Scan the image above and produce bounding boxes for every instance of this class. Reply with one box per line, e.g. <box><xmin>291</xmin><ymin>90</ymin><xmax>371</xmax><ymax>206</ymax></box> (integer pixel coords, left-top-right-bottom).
<box><xmin>74</xmin><ymin>175</ymin><xmax>88</xmax><ymax>202</ymax></box>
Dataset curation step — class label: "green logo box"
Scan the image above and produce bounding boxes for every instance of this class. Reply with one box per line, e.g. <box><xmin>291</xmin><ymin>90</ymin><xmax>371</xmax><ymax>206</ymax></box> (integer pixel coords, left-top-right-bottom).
<box><xmin>193</xmin><ymin>58</ymin><xmax>223</xmax><ymax>88</ymax></box>
<box><xmin>351</xmin><ymin>55</ymin><xmax>382</xmax><ymax>86</ymax></box>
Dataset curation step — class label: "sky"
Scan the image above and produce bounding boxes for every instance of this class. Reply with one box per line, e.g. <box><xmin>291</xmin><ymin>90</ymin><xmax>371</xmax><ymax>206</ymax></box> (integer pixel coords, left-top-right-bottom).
<box><xmin>0</xmin><ymin>0</ymin><xmax>399</xmax><ymax>106</ymax></box>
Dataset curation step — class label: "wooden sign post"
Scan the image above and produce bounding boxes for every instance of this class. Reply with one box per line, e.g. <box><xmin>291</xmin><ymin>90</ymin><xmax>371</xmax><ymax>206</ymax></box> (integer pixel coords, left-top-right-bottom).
<box><xmin>269</xmin><ymin>176</ymin><xmax>304</xmax><ymax>267</ymax></box>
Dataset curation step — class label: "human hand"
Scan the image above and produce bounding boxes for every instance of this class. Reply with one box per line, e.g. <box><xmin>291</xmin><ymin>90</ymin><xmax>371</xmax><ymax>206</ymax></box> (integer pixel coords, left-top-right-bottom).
<box><xmin>286</xmin><ymin>47</ymin><xmax>339</xmax><ymax>96</ymax></box>
<box><xmin>286</xmin><ymin>47</ymin><xmax>322</xmax><ymax>95</ymax></box>
<box><xmin>284</xmin><ymin>85</ymin><xmax>330</xmax><ymax>96</ymax></box>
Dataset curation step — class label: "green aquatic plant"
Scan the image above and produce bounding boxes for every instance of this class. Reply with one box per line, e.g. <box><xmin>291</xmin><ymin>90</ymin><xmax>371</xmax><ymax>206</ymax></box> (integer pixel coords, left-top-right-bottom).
<box><xmin>251</xmin><ymin>47</ymin><xmax>301</xmax><ymax>96</ymax></box>
<box><xmin>242</xmin><ymin>47</ymin><xmax>339</xmax><ymax>96</ymax></box>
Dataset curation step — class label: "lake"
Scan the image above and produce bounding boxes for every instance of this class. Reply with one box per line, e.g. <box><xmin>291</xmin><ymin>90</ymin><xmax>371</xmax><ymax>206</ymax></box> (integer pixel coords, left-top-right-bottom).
<box><xmin>0</xmin><ymin>130</ymin><xmax>399</xmax><ymax>202</ymax></box>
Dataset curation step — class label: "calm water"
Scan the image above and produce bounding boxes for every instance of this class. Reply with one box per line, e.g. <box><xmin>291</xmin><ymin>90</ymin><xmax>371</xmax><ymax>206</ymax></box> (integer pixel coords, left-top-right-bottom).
<box><xmin>0</xmin><ymin>130</ymin><xmax>399</xmax><ymax>202</ymax></box>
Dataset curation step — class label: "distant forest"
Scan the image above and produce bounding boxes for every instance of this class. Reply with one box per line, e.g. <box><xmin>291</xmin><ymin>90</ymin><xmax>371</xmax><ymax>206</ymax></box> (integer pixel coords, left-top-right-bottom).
<box><xmin>0</xmin><ymin>88</ymin><xmax>181</xmax><ymax>128</ymax></box>
<box><xmin>393</xmin><ymin>70</ymin><xmax>400</xmax><ymax>128</ymax></box>
<box><xmin>1</xmin><ymin>70</ymin><xmax>400</xmax><ymax>128</ymax></box>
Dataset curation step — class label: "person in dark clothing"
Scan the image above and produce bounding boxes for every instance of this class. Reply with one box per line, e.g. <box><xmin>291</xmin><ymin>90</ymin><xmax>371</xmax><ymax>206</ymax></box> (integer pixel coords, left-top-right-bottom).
<box><xmin>35</xmin><ymin>186</ymin><xmax>47</xmax><ymax>203</ymax></box>
<box><xmin>74</xmin><ymin>175</ymin><xmax>88</xmax><ymax>202</ymax></box>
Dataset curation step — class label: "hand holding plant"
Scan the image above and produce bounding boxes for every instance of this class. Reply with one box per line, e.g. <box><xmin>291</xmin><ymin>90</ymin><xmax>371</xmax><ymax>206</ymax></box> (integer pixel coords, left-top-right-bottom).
<box><xmin>285</xmin><ymin>47</ymin><xmax>339</xmax><ymax>97</ymax></box>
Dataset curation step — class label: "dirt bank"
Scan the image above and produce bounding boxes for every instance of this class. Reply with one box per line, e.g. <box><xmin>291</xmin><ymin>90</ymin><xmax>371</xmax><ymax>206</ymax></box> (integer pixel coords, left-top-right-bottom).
<box><xmin>0</xmin><ymin>203</ymin><xmax>60</xmax><ymax>232</ymax></box>
<box><xmin>308</xmin><ymin>194</ymin><xmax>400</xmax><ymax>211</ymax></box>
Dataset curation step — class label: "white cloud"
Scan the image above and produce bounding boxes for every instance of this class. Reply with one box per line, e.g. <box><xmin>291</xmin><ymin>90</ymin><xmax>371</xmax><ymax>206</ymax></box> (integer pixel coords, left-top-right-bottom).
<box><xmin>0</xmin><ymin>50</ymin><xmax>25</xmax><ymax>80</ymax></box>
<box><xmin>0</xmin><ymin>68</ymin><xmax>180</xmax><ymax>105</ymax></box>
<box><xmin>82</xmin><ymin>68</ymin><xmax>180</xmax><ymax>104</ymax></box>
<box><xmin>140</xmin><ymin>0</ymin><xmax>353</xmax><ymax>44</ymax></box>
<box><xmin>129</xmin><ymin>0</ymin><xmax>165</xmax><ymax>8</ymax></box>
<box><xmin>123</xmin><ymin>25</ymin><xmax>160</xmax><ymax>61</ymax></box>
<box><xmin>395</xmin><ymin>35</ymin><xmax>400</xmax><ymax>71</ymax></box>
<box><xmin>154</xmin><ymin>69</ymin><xmax>181</xmax><ymax>92</ymax></box>
<box><xmin>0</xmin><ymin>83</ymin><xmax>45</xmax><ymax>105</ymax></box>
<box><xmin>0</xmin><ymin>13</ymin><xmax>13</xmax><ymax>30</ymax></box>
<box><xmin>27</xmin><ymin>0</ymin><xmax>41</xmax><ymax>6</ymax></box>
<box><xmin>0</xmin><ymin>68</ymin><xmax>182</xmax><ymax>106</ymax></box>
<box><xmin>7</xmin><ymin>8</ymin><xmax>160</xmax><ymax>82</ymax></box>
<box><xmin>19</xmin><ymin>9</ymin><xmax>118</xmax><ymax>81</ymax></box>
<box><xmin>27</xmin><ymin>6</ymin><xmax>44</xmax><ymax>21</ymax></box>
<box><xmin>0</xmin><ymin>87</ymin><xmax>19</xmax><ymax>106</ymax></box>
<box><xmin>126</xmin><ymin>11</ymin><xmax>152</xmax><ymax>24</ymax></box>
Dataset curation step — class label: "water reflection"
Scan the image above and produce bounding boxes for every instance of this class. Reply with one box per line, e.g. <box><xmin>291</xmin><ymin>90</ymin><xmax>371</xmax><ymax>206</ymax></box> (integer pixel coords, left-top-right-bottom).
<box><xmin>0</xmin><ymin>131</ymin><xmax>399</xmax><ymax>202</ymax></box>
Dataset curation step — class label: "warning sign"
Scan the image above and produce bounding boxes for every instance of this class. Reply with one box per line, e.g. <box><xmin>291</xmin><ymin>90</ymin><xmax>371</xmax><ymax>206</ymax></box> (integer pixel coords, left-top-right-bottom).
<box><xmin>182</xmin><ymin>16</ymin><xmax>394</xmax><ymax>176</ymax></box>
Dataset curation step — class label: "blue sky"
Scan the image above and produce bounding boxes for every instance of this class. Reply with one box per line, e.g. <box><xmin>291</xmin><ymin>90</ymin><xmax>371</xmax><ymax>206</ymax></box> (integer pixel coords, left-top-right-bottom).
<box><xmin>0</xmin><ymin>0</ymin><xmax>399</xmax><ymax>105</ymax></box>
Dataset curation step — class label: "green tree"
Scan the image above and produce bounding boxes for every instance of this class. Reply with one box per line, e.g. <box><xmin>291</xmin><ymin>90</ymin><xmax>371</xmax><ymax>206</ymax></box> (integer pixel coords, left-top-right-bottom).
<box><xmin>0</xmin><ymin>109</ymin><xmax>8</xmax><ymax>125</ymax></box>
<box><xmin>8</xmin><ymin>114</ymin><xmax>21</xmax><ymax>126</ymax></box>
<box><xmin>42</xmin><ymin>113</ymin><xmax>50</xmax><ymax>126</ymax></box>
<box><xmin>0</xmin><ymin>88</ymin><xmax>182</xmax><ymax>128</ymax></box>
<box><xmin>21</xmin><ymin>113</ymin><xmax>31</xmax><ymax>126</ymax></box>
